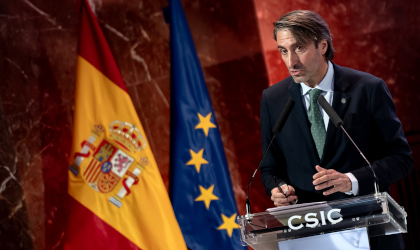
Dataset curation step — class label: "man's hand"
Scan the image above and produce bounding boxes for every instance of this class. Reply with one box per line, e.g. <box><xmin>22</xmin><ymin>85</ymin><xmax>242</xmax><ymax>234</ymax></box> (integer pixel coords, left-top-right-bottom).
<box><xmin>313</xmin><ymin>165</ymin><xmax>352</xmax><ymax>195</ymax></box>
<box><xmin>271</xmin><ymin>185</ymin><xmax>298</xmax><ymax>207</ymax></box>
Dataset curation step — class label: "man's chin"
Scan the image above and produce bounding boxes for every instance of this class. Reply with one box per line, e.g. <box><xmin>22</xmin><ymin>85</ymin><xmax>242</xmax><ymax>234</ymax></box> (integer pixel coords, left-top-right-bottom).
<box><xmin>291</xmin><ymin>75</ymin><xmax>306</xmax><ymax>83</ymax></box>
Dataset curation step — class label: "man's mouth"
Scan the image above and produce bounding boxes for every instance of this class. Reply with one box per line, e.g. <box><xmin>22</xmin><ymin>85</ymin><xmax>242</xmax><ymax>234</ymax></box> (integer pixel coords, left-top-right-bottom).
<box><xmin>290</xmin><ymin>70</ymin><xmax>302</xmax><ymax>76</ymax></box>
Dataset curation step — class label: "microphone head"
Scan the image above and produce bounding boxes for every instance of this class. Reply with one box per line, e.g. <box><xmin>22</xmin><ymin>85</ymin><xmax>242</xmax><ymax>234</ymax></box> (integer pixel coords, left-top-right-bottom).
<box><xmin>272</xmin><ymin>97</ymin><xmax>295</xmax><ymax>134</ymax></box>
<box><xmin>317</xmin><ymin>95</ymin><xmax>343</xmax><ymax>127</ymax></box>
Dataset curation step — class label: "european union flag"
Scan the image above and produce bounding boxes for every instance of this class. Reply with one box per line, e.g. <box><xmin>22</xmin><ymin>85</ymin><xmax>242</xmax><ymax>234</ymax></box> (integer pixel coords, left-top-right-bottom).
<box><xmin>169</xmin><ymin>0</ymin><xmax>246</xmax><ymax>249</ymax></box>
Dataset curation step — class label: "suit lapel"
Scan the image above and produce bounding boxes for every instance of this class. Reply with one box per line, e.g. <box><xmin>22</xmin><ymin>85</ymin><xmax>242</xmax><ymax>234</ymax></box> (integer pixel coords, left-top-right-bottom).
<box><xmin>288</xmin><ymin>80</ymin><xmax>319</xmax><ymax>162</ymax></box>
<box><xmin>320</xmin><ymin>64</ymin><xmax>351</xmax><ymax>164</ymax></box>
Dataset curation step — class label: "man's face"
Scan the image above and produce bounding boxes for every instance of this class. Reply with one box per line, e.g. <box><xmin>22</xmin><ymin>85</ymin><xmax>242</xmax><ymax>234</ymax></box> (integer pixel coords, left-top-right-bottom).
<box><xmin>276</xmin><ymin>29</ymin><xmax>327</xmax><ymax>85</ymax></box>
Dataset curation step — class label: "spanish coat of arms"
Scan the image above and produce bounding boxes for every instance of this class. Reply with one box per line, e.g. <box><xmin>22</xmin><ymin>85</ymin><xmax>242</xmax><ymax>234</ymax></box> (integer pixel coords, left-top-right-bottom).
<box><xmin>69</xmin><ymin>121</ymin><xmax>149</xmax><ymax>208</ymax></box>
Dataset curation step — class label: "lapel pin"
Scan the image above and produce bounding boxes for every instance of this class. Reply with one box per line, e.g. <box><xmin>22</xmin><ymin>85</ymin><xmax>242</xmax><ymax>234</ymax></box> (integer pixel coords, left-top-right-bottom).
<box><xmin>341</xmin><ymin>98</ymin><xmax>346</xmax><ymax>104</ymax></box>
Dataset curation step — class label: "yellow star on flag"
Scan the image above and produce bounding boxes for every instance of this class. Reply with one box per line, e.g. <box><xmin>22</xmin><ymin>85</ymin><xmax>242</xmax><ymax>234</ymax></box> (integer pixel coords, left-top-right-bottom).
<box><xmin>195</xmin><ymin>185</ymin><xmax>219</xmax><ymax>209</ymax></box>
<box><xmin>186</xmin><ymin>149</ymin><xmax>208</xmax><ymax>173</ymax></box>
<box><xmin>217</xmin><ymin>213</ymin><xmax>240</xmax><ymax>237</ymax></box>
<box><xmin>195</xmin><ymin>112</ymin><xmax>216</xmax><ymax>136</ymax></box>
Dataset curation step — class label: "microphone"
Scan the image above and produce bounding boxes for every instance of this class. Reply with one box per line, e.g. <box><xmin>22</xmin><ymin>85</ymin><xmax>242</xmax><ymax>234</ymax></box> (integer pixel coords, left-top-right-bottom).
<box><xmin>272</xmin><ymin>98</ymin><xmax>295</xmax><ymax>134</ymax></box>
<box><xmin>317</xmin><ymin>95</ymin><xmax>380</xmax><ymax>195</ymax></box>
<box><xmin>246</xmin><ymin>97</ymin><xmax>295</xmax><ymax>219</ymax></box>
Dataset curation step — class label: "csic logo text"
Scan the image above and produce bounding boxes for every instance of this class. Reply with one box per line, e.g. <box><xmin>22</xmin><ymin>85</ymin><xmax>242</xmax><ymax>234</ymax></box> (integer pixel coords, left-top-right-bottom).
<box><xmin>287</xmin><ymin>209</ymin><xmax>343</xmax><ymax>230</ymax></box>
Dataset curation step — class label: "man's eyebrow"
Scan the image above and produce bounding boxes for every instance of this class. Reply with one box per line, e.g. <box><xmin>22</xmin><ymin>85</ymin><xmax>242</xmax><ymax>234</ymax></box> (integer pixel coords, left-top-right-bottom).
<box><xmin>277</xmin><ymin>43</ymin><xmax>298</xmax><ymax>49</ymax></box>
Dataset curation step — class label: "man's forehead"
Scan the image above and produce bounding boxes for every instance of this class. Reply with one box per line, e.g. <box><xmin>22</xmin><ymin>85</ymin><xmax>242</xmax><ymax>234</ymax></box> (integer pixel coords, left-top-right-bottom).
<box><xmin>276</xmin><ymin>29</ymin><xmax>295</xmax><ymax>41</ymax></box>
<box><xmin>276</xmin><ymin>30</ymin><xmax>297</xmax><ymax>48</ymax></box>
<box><xmin>276</xmin><ymin>29</ymin><xmax>313</xmax><ymax>48</ymax></box>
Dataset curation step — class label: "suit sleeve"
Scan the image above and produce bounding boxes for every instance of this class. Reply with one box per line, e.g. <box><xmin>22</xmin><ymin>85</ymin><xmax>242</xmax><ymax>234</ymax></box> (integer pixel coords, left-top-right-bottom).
<box><xmin>260</xmin><ymin>90</ymin><xmax>287</xmax><ymax>196</ymax></box>
<box><xmin>350</xmin><ymin>79</ymin><xmax>413</xmax><ymax>195</ymax></box>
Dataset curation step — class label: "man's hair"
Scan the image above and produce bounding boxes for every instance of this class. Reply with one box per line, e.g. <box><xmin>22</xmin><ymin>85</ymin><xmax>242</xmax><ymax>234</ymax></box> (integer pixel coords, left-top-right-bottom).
<box><xmin>273</xmin><ymin>10</ymin><xmax>334</xmax><ymax>61</ymax></box>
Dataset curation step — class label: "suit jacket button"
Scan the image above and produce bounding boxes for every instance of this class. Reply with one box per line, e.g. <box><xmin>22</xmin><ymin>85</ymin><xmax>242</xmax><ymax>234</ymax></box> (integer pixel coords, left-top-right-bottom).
<box><xmin>341</xmin><ymin>98</ymin><xmax>346</xmax><ymax>104</ymax></box>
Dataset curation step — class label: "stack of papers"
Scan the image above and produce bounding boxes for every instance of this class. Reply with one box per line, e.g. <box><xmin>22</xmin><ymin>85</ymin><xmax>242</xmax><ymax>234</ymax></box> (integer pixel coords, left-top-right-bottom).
<box><xmin>266</xmin><ymin>201</ymin><xmax>328</xmax><ymax>214</ymax></box>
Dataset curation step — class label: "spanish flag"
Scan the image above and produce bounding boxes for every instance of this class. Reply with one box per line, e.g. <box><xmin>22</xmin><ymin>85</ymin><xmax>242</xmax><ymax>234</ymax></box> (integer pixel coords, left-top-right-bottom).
<box><xmin>63</xmin><ymin>1</ymin><xmax>187</xmax><ymax>249</ymax></box>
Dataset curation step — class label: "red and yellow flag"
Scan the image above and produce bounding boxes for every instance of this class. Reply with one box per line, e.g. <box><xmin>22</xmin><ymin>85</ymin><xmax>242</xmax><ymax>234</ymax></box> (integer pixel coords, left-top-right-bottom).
<box><xmin>63</xmin><ymin>1</ymin><xmax>187</xmax><ymax>249</ymax></box>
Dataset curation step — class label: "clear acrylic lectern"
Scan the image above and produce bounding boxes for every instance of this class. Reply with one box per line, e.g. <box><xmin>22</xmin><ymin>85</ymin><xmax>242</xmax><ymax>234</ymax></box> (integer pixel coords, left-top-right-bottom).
<box><xmin>237</xmin><ymin>192</ymin><xmax>407</xmax><ymax>250</ymax></box>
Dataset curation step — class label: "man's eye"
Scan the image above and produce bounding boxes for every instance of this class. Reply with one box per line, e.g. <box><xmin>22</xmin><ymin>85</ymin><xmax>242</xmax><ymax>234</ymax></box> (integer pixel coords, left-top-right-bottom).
<box><xmin>279</xmin><ymin>49</ymin><xmax>287</xmax><ymax>55</ymax></box>
<box><xmin>296</xmin><ymin>46</ymin><xmax>304</xmax><ymax>52</ymax></box>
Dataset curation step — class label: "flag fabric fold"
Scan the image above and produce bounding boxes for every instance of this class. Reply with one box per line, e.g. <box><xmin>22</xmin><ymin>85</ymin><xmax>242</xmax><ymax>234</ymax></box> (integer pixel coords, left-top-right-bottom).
<box><xmin>169</xmin><ymin>0</ymin><xmax>247</xmax><ymax>249</ymax></box>
<box><xmin>64</xmin><ymin>1</ymin><xmax>187</xmax><ymax>249</ymax></box>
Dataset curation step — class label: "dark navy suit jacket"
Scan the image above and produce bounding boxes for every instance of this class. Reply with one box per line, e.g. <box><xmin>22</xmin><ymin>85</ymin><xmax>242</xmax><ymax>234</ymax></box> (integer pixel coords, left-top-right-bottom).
<box><xmin>260</xmin><ymin>63</ymin><xmax>413</xmax><ymax>249</ymax></box>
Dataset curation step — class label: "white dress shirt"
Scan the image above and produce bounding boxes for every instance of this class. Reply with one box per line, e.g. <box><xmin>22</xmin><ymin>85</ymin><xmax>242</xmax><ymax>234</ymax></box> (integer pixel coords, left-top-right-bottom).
<box><xmin>299</xmin><ymin>61</ymin><xmax>359</xmax><ymax>196</ymax></box>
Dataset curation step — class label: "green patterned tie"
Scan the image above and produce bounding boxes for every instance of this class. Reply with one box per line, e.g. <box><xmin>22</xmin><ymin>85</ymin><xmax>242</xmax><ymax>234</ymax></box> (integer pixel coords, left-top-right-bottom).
<box><xmin>308</xmin><ymin>89</ymin><xmax>326</xmax><ymax>158</ymax></box>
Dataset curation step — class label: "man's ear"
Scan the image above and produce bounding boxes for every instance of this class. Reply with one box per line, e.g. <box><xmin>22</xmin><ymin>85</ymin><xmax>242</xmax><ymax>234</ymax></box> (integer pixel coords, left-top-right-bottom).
<box><xmin>320</xmin><ymin>39</ymin><xmax>328</xmax><ymax>56</ymax></box>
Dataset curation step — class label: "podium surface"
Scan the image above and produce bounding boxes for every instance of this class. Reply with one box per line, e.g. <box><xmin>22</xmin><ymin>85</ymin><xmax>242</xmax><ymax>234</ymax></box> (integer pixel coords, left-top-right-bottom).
<box><xmin>238</xmin><ymin>192</ymin><xmax>407</xmax><ymax>250</ymax></box>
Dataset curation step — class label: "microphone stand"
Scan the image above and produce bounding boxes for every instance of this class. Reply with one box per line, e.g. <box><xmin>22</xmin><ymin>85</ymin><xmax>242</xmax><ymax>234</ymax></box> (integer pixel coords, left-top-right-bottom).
<box><xmin>246</xmin><ymin>135</ymin><xmax>277</xmax><ymax>221</ymax></box>
<box><xmin>340</xmin><ymin>125</ymin><xmax>380</xmax><ymax>195</ymax></box>
<box><xmin>245</xmin><ymin>97</ymin><xmax>294</xmax><ymax>221</ymax></box>
<box><xmin>317</xmin><ymin>94</ymin><xmax>380</xmax><ymax>196</ymax></box>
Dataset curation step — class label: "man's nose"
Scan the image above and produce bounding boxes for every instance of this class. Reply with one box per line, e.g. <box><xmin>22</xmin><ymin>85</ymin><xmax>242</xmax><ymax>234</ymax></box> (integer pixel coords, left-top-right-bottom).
<box><xmin>288</xmin><ymin>52</ymin><xmax>299</xmax><ymax>68</ymax></box>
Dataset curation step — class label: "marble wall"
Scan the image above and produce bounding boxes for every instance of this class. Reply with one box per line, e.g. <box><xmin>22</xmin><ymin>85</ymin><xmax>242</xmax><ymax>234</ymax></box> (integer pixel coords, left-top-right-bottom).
<box><xmin>0</xmin><ymin>93</ymin><xmax>33</xmax><ymax>249</ymax></box>
<box><xmin>0</xmin><ymin>0</ymin><xmax>419</xmax><ymax>249</ymax></box>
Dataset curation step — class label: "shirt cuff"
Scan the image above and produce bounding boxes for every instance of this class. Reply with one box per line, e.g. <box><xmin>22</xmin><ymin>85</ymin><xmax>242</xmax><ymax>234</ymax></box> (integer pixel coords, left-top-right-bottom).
<box><xmin>344</xmin><ymin>173</ymin><xmax>359</xmax><ymax>196</ymax></box>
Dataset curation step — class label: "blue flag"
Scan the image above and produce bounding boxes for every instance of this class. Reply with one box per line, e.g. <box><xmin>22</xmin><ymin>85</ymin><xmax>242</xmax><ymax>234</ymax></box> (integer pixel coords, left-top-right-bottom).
<box><xmin>169</xmin><ymin>0</ymin><xmax>246</xmax><ymax>249</ymax></box>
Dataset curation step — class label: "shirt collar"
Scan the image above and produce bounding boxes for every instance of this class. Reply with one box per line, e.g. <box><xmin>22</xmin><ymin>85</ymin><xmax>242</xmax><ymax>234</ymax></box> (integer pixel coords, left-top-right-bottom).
<box><xmin>300</xmin><ymin>60</ymin><xmax>334</xmax><ymax>95</ymax></box>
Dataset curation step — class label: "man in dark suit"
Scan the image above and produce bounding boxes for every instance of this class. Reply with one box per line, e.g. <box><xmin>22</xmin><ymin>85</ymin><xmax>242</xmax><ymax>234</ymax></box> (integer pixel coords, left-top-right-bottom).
<box><xmin>260</xmin><ymin>10</ymin><xmax>413</xmax><ymax>250</ymax></box>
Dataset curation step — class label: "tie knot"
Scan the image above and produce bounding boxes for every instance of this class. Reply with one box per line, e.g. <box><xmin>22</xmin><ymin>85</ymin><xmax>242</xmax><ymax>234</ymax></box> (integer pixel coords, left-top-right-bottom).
<box><xmin>309</xmin><ymin>89</ymin><xmax>323</xmax><ymax>103</ymax></box>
